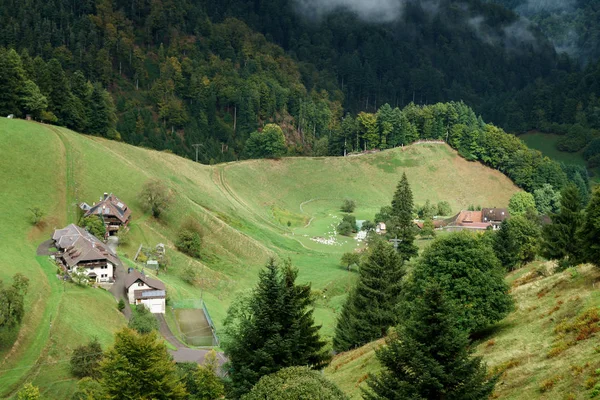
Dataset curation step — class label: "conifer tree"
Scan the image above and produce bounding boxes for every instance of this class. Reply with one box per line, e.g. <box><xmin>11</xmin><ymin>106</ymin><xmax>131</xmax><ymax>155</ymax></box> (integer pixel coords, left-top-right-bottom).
<box><xmin>364</xmin><ymin>283</ymin><xmax>498</xmax><ymax>400</ymax></box>
<box><xmin>0</xmin><ymin>49</ymin><xmax>27</xmax><ymax>116</ymax></box>
<box><xmin>581</xmin><ymin>188</ymin><xmax>600</xmax><ymax>268</ymax></box>
<box><xmin>389</xmin><ymin>173</ymin><xmax>418</xmax><ymax>260</ymax></box>
<box><xmin>333</xmin><ymin>240</ymin><xmax>404</xmax><ymax>352</ymax></box>
<box><xmin>100</xmin><ymin>328</ymin><xmax>187</xmax><ymax>399</ymax></box>
<box><xmin>541</xmin><ymin>183</ymin><xmax>584</xmax><ymax>266</ymax></box>
<box><xmin>223</xmin><ymin>259</ymin><xmax>330</xmax><ymax>398</ymax></box>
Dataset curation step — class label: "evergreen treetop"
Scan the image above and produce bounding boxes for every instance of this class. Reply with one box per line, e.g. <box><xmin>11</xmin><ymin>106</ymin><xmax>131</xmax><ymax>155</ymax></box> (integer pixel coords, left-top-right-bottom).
<box><xmin>389</xmin><ymin>173</ymin><xmax>418</xmax><ymax>260</ymax></box>
<box><xmin>333</xmin><ymin>240</ymin><xmax>405</xmax><ymax>352</ymax></box>
<box><xmin>581</xmin><ymin>188</ymin><xmax>600</xmax><ymax>268</ymax></box>
<box><xmin>223</xmin><ymin>258</ymin><xmax>330</xmax><ymax>398</ymax></box>
<box><xmin>364</xmin><ymin>283</ymin><xmax>498</xmax><ymax>400</ymax></box>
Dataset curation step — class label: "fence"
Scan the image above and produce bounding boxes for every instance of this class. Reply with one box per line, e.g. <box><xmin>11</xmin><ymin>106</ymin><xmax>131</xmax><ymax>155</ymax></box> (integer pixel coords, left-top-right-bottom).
<box><xmin>171</xmin><ymin>298</ymin><xmax>219</xmax><ymax>347</ymax></box>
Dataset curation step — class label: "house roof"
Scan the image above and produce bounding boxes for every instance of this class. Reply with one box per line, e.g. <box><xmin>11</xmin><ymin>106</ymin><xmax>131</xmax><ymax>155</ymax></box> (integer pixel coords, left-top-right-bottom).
<box><xmin>134</xmin><ymin>289</ymin><xmax>166</xmax><ymax>300</ymax></box>
<box><xmin>84</xmin><ymin>193</ymin><xmax>131</xmax><ymax>224</ymax></box>
<box><xmin>52</xmin><ymin>224</ymin><xmax>120</xmax><ymax>268</ymax></box>
<box><xmin>125</xmin><ymin>270</ymin><xmax>166</xmax><ymax>291</ymax></box>
<box><xmin>482</xmin><ymin>208</ymin><xmax>509</xmax><ymax>223</ymax></box>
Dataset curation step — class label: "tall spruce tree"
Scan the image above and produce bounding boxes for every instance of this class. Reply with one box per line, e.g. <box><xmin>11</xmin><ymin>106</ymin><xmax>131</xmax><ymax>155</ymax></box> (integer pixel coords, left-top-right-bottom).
<box><xmin>581</xmin><ymin>188</ymin><xmax>600</xmax><ymax>268</ymax></box>
<box><xmin>390</xmin><ymin>173</ymin><xmax>418</xmax><ymax>260</ymax></box>
<box><xmin>333</xmin><ymin>240</ymin><xmax>404</xmax><ymax>352</ymax></box>
<box><xmin>541</xmin><ymin>183</ymin><xmax>584</xmax><ymax>267</ymax></box>
<box><xmin>223</xmin><ymin>258</ymin><xmax>330</xmax><ymax>398</ymax></box>
<box><xmin>364</xmin><ymin>283</ymin><xmax>498</xmax><ymax>400</ymax></box>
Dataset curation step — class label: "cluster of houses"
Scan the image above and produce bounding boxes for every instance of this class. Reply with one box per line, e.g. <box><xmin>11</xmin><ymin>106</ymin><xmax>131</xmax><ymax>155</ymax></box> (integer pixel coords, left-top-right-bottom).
<box><xmin>51</xmin><ymin>193</ymin><xmax>166</xmax><ymax>313</ymax></box>
<box><xmin>374</xmin><ymin>208</ymin><xmax>510</xmax><ymax>235</ymax></box>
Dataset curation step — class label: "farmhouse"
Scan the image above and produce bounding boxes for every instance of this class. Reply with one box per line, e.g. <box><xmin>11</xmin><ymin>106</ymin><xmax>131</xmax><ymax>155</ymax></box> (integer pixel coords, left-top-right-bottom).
<box><xmin>125</xmin><ymin>270</ymin><xmax>166</xmax><ymax>314</ymax></box>
<box><xmin>444</xmin><ymin>208</ymin><xmax>510</xmax><ymax>231</ymax></box>
<box><xmin>80</xmin><ymin>193</ymin><xmax>131</xmax><ymax>236</ymax></box>
<box><xmin>52</xmin><ymin>224</ymin><xmax>118</xmax><ymax>283</ymax></box>
<box><xmin>375</xmin><ymin>222</ymin><xmax>387</xmax><ymax>234</ymax></box>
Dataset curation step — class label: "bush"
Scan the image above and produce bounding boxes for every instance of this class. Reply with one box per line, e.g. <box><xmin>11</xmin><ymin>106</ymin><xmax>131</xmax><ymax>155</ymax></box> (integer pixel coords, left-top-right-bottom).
<box><xmin>70</xmin><ymin>338</ymin><xmax>103</xmax><ymax>379</ymax></box>
<box><xmin>117</xmin><ymin>299</ymin><xmax>125</xmax><ymax>312</ymax></box>
<box><xmin>139</xmin><ymin>179</ymin><xmax>172</xmax><ymax>219</ymax></box>
<box><xmin>340</xmin><ymin>199</ymin><xmax>356</xmax><ymax>213</ymax></box>
<box><xmin>128</xmin><ymin>304</ymin><xmax>159</xmax><ymax>334</ymax></box>
<box><xmin>341</xmin><ymin>214</ymin><xmax>357</xmax><ymax>231</ymax></box>
<box><xmin>244</xmin><ymin>124</ymin><xmax>287</xmax><ymax>159</ymax></box>
<box><xmin>176</xmin><ymin>230</ymin><xmax>202</xmax><ymax>259</ymax></box>
<box><xmin>27</xmin><ymin>207</ymin><xmax>45</xmax><ymax>226</ymax></box>
<box><xmin>181</xmin><ymin>265</ymin><xmax>198</xmax><ymax>285</ymax></box>
<box><xmin>241</xmin><ymin>367</ymin><xmax>347</xmax><ymax>400</ymax></box>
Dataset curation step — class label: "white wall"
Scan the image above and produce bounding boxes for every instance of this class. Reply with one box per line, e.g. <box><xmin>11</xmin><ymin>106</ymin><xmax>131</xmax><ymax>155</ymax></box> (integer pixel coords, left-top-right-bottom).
<box><xmin>127</xmin><ymin>281</ymin><xmax>153</xmax><ymax>304</ymax></box>
<box><xmin>74</xmin><ymin>262</ymin><xmax>114</xmax><ymax>283</ymax></box>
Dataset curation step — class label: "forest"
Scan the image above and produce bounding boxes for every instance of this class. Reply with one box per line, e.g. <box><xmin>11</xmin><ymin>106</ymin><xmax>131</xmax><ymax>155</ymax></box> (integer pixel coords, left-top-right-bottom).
<box><xmin>0</xmin><ymin>0</ymin><xmax>599</xmax><ymax>167</ymax></box>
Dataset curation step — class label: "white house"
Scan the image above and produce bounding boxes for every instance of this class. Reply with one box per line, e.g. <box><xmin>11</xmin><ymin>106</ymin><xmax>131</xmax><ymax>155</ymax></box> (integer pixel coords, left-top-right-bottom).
<box><xmin>125</xmin><ymin>270</ymin><xmax>166</xmax><ymax>314</ymax></box>
<box><xmin>52</xmin><ymin>224</ymin><xmax>117</xmax><ymax>283</ymax></box>
<box><xmin>375</xmin><ymin>222</ymin><xmax>387</xmax><ymax>234</ymax></box>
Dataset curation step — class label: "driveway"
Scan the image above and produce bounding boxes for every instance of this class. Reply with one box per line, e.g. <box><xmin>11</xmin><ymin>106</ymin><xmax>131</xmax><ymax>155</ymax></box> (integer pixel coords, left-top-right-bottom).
<box><xmin>106</xmin><ymin>236</ymin><xmax>132</xmax><ymax>319</ymax></box>
<box><xmin>156</xmin><ymin>314</ymin><xmax>227</xmax><ymax>367</ymax></box>
<box><xmin>36</xmin><ymin>239</ymin><xmax>55</xmax><ymax>256</ymax></box>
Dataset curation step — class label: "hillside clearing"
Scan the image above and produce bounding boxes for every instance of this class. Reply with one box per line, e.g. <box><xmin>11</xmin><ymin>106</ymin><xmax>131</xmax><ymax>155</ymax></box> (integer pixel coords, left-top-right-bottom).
<box><xmin>0</xmin><ymin>119</ymin><xmax>518</xmax><ymax>395</ymax></box>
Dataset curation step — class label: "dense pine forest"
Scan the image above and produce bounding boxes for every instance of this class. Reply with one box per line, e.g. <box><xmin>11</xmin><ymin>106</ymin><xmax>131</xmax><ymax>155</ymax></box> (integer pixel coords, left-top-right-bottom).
<box><xmin>1</xmin><ymin>0</ymin><xmax>599</xmax><ymax>166</ymax></box>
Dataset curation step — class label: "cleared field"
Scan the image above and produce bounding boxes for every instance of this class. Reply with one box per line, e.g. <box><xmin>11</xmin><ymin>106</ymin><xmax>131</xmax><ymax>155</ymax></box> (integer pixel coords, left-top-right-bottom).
<box><xmin>0</xmin><ymin>119</ymin><xmax>519</xmax><ymax>395</ymax></box>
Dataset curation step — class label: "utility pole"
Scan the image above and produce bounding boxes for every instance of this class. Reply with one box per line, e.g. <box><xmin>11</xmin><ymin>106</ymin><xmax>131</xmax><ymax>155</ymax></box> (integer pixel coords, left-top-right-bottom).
<box><xmin>389</xmin><ymin>236</ymin><xmax>402</xmax><ymax>251</ymax></box>
<box><xmin>192</xmin><ymin>143</ymin><xmax>203</xmax><ymax>163</ymax></box>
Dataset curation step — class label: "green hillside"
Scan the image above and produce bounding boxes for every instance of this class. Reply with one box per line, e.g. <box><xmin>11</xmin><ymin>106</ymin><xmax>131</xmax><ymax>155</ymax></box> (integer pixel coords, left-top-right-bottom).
<box><xmin>0</xmin><ymin>118</ymin><xmax>518</xmax><ymax>397</ymax></box>
<box><xmin>324</xmin><ymin>262</ymin><xmax>600</xmax><ymax>400</ymax></box>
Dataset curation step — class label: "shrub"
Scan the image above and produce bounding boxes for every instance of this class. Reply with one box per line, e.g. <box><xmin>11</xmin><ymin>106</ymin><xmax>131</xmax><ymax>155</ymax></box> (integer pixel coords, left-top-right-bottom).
<box><xmin>117</xmin><ymin>299</ymin><xmax>125</xmax><ymax>312</ymax></box>
<box><xmin>181</xmin><ymin>265</ymin><xmax>198</xmax><ymax>285</ymax></box>
<box><xmin>241</xmin><ymin>367</ymin><xmax>347</xmax><ymax>400</ymax></box>
<box><xmin>539</xmin><ymin>376</ymin><xmax>561</xmax><ymax>393</ymax></box>
<box><xmin>139</xmin><ymin>179</ymin><xmax>172</xmax><ymax>218</ymax></box>
<box><xmin>27</xmin><ymin>207</ymin><xmax>45</xmax><ymax>226</ymax></box>
<box><xmin>340</xmin><ymin>199</ymin><xmax>356</xmax><ymax>213</ymax></box>
<box><xmin>176</xmin><ymin>230</ymin><xmax>202</xmax><ymax>259</ymax></box>
<box><xmin>128</xmin><ymin>304</ymin><xmax>159</xmax><ymax>334</ymax></box>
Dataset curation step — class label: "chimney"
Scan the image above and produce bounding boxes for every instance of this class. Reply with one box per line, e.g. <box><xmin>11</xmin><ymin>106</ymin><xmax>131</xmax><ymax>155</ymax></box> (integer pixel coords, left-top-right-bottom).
<box><xmin>103</xmin><ymin>192</ymin><xmax>108</xmax><ymax>200</ymax></box>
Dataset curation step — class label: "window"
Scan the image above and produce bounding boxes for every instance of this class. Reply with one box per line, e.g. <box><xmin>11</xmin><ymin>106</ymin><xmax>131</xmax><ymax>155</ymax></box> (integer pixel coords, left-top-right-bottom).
<box><xmin>138</xmin><ymin>282</ymin><xmax>144</xmax><ymax>286</ymax></box>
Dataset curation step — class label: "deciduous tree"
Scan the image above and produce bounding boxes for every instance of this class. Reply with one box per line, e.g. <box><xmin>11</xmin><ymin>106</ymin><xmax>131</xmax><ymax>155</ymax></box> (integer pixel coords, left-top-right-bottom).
<box><xmin>139</xmin><ymin>179</ymin><xmax>172</xmax><ymax>219</ymax></box>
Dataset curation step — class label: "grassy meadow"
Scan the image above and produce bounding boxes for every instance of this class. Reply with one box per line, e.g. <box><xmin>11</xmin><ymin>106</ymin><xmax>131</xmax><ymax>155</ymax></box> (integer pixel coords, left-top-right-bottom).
<box><xmin>519</xmin><ymin>131</ymin><xmax>599</xmax><ymax>183</ymax></box>
<box><xmin>0</xmin><ymin>119</ymin><xmax>518</xmax><ymax>397</ymax></box>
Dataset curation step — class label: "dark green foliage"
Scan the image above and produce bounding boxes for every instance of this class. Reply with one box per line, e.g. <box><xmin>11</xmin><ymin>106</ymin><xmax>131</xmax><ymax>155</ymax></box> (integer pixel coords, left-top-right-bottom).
<box><xmin>333</xmin><ymin>241</ymin><xmax>404</xmax><ymax>352</ymax></box>
<box><xmin>70</xmin><ymin>338</ymin><xmax>103</xmax><ymax>379</ymax></box>
<box><xmin>99</xmin><ymin>328</ymin><xmax>187</xmax><ymax>399</ymax></box>
<box><xmin>390</xmin><ymin>173</ymin><xmax>418</xmax><ymax>260</ymax></box>
<box><xmin>580</xmin><ymin>188</ymin><xmax>600</xmax><ymax>268</ymax></box>
<box><xmin>542</xmin><ymin>183</ymin><xmax>584</xmax><ymax>267</ymax></box>
<box><xmin>27</xmin><ymin>207</ymin><xmax>45</xmax><ymax>225</ymax></box>
<box><xmin>416</xmin><ymin>200</ymin><xmax>436</xmax><ymax>219</ymax></box>
<box><xmin>337</xmin><ymin>221</ymin><xmax>353</xmax><ymax>237</ymax></box>
<box><xmin>241</xmin><ymin>367</ymin><xmax>348</xmax><ymax>400</ymax></box>
<box><xmin>0</xmin><ymin>273</ymin><xmax>29</xmax><ymax>349</ymax></box>
<box><xmin>128</xmin><ymin>304</ymin><xmax>159</xmax><ymax>334</ymax></box>
<box><xmin>176</xmin><ymin>230</ymin><xmax>202</xmax><ymax>259</ymax></box>
<box><xmin>223</xmin><ymin>259</ymin><xmax>330</xmax><ymax>398</ymax></box>
<box><xmin>364</xmin><ymin>283</ymin><xmax>498</xmax><ymax>400</ymax></box>
<box><xmin>494</xmin><ymin>215</ymin><xmax>541</xmax><ymax>271</ymax></box>
<box><xmin>244</xmin><ymin>124</ymin><xmax>287</xmax><ymax>159</ymax></box>
<box><xmin>361</xmin><ymin>220</ymin><xmax>376</xmax><ymax>232</ymax></box>
<box><xmin>340</xmin><ymin>199</ymin><xmax>356</xmax><ymax>213</ymax></box>
<box><xmin>408</xmin><ymin>232</ymin><xmax>513</xmax><ymax>333</ymax></box>
<box><xmin>437</xmin><ymin>201</ymin><xmax>452</xmax><ymax>216</ymax></box>
<box><xmin>374</xmin><ymin>206</ymin><xmax>392</xmax><ymax>224</ymax></box>
<box><xmin>341</xmin><ymin>214</ymin><xmax>357</xmax><ymax>231</ymax></box>
<box><xmin>0</xmin><ymin>49</ymin><xmax>27</xmax><ymax>116</ymax></box>
<box><xmin>79</xmin><ymin>215</ymin><xmax>106</xmax><ymax>239</ymax></box>
<box><xmin>117</xmin><ymin>299</ymin><xmax>125</xmax><ymax>312</ymax></box>
<box><xmin>176</xmin><ymin>352</ymin><xmax>224</xmax><ymax>400</ymax></box>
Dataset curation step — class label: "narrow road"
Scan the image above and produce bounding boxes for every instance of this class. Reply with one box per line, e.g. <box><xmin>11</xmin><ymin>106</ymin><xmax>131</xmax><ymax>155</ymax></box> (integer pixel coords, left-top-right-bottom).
<box><xmin>106</xmin><ymin>236</ymin><xmax>132</xmax><ymax>319</ymax></box>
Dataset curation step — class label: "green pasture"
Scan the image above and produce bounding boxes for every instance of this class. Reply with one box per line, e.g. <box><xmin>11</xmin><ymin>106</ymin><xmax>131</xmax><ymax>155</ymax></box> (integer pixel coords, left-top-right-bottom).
<box><xmin>0</xmin><ymin>119</ymin><xmax>519</xmax><ymax>395</ymax></box>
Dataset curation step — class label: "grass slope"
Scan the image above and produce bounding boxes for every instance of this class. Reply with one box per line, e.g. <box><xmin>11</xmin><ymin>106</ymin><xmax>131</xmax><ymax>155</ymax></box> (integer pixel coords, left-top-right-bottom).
<box><xmin>324</xmin><ymin>262</ymin><xmax>600</xmax><ymax>400</ymax></box>
<box><xmin>0</xmin><ymin>119</ymin><xmax>518</xmax><ymax>396</ymax></box>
